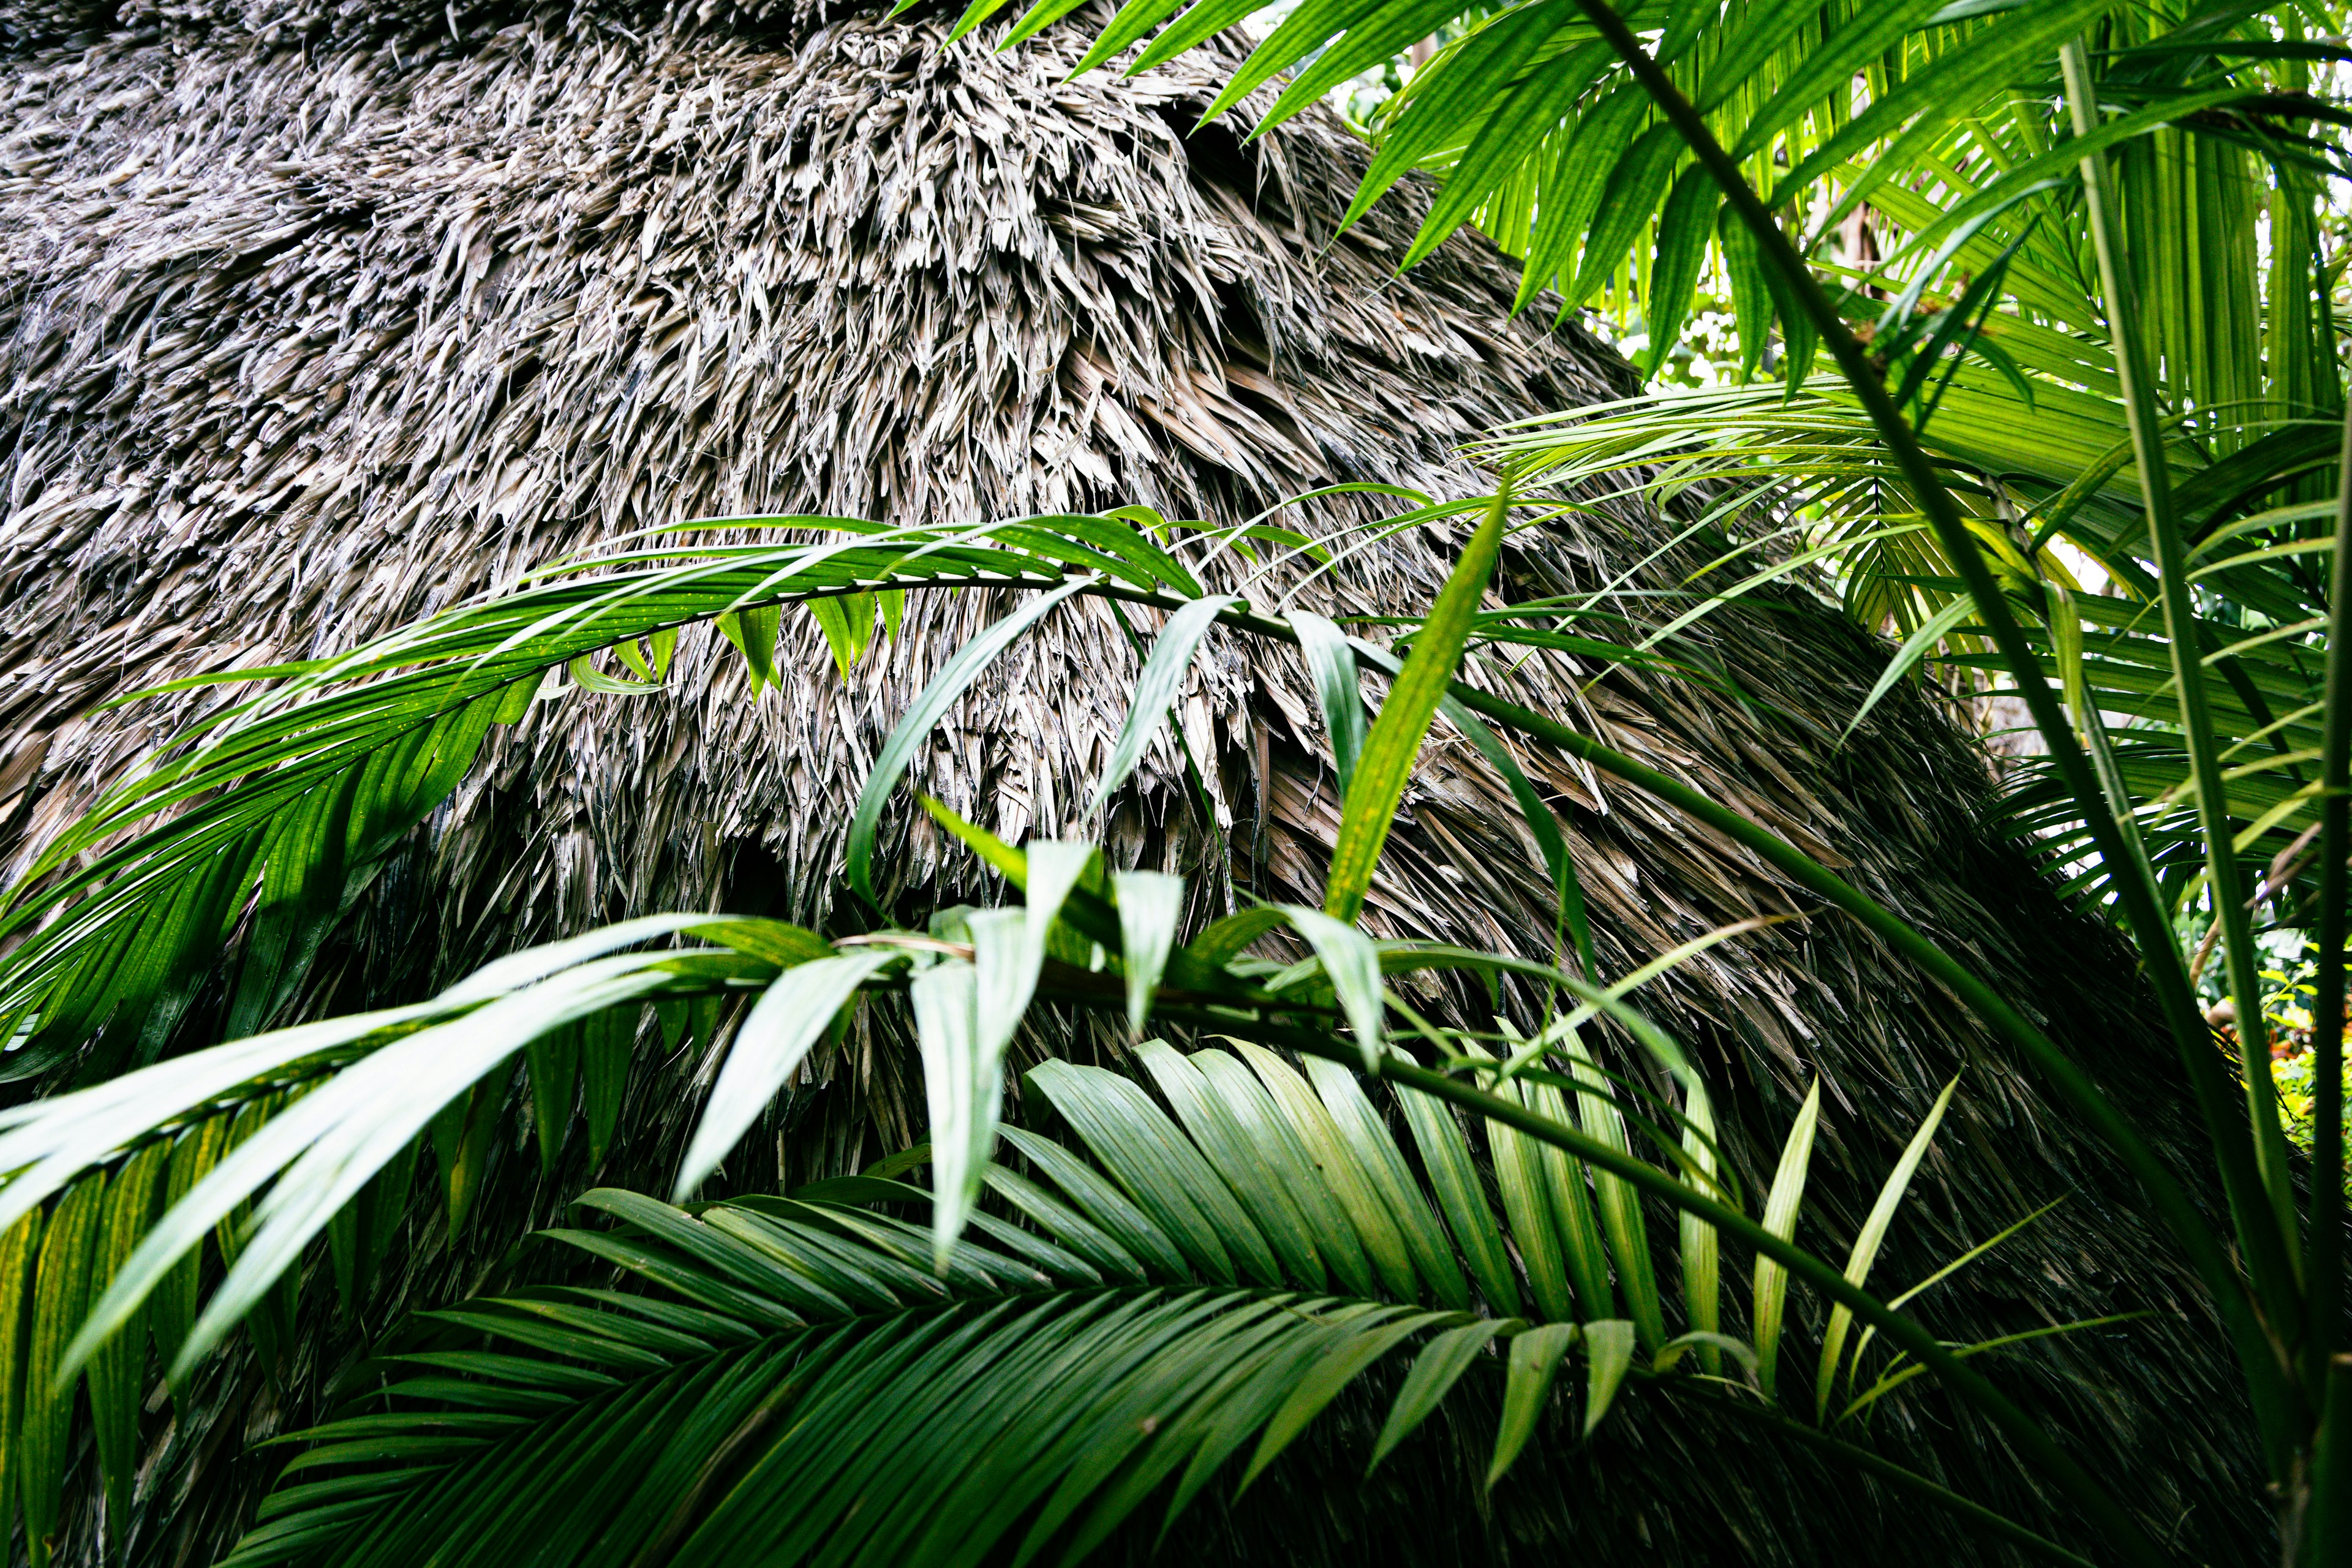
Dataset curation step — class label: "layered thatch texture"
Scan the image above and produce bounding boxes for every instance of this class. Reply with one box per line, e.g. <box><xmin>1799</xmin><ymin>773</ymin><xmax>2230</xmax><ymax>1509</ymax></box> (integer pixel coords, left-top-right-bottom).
<box><xmin>0</xmin><ymin>0</ymin><xmax>2264</xmax><ymax>1562</ymax></box>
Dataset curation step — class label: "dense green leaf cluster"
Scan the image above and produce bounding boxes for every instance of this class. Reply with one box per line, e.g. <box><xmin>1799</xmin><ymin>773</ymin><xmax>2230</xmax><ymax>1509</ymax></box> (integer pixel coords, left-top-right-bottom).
<box><xmin>222</xmin><ymin>1048</ymin><xmax>1675</xmax><ymax>1568</ymax></box>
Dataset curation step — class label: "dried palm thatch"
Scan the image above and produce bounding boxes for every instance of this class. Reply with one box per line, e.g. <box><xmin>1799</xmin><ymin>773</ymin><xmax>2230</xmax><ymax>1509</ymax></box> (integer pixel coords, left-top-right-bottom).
<box><xmin>0</xmin><ymin>0</ymin><xmax>2266</xmax><ymax>1562</ymax></box>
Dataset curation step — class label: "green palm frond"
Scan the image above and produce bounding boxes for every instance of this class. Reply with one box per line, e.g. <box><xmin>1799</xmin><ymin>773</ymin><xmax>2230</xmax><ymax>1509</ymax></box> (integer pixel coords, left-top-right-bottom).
<box><xmin>0</xmin><ymin>484</ymin><xmax>1744</xmax><ymax>1109</ymax></box>
<box><xmin>0</xmin><ymin>513</ymin><xmax>1213</xmax><ymax>1085</ymax></box>
<box><xmin>935</xmin><ymin>0</ymin><xmax>2340</xmax><ymax>383</ymax></box>
<box><xmin>979</xmin><ymin>0</ymin><xmax>2342</xmax><ymax>942</ymax></box>
<box><xmin>0</xmin><ymin>319</ymin><xmax>2286</xmax><ymax>1558</ymax></box>
<box><xmin>0</xmin><ymin>793</ymin><xmax>2109</xmax><ymax>1568</ymax></box>
<box><xmin>1483</xmin><ymin>377</ymin><xmax>2335</xmax><ymax>916</ymax></box>
<box><xmin>206</xmin><ymin>1040</ymin><xmax>2015</xmax><ymax>1568</ymax></box>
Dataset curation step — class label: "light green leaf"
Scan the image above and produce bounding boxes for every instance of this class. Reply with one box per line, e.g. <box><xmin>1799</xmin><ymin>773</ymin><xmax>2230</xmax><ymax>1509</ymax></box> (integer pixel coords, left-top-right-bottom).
<box><xmin>1653</xmin><ymin>1330</ymin><xmax>1757</xmax><ymax>1377</ymax></box>
<box><xmin>1559</xmin><ymin>1033</ymin><xmax>1664</xmax><ymax>1351</ymax></box>
<box><xmin>1482</xmin><ymin>1062</ymin><xmax>1576</xmax><ymax>1324</ymax></box>
<box><xmin>1272</xmin><ymin>905</ymin><xmax>1386</xmax><ymax>1071</ymax></box>
<box><xmin>908</xmin><ymin>962</ymin><xmax>990</xmax><ymax>1269</ymax></box>
<box><xmin>1754</xmin><ymin>1079</ymin><xmax>1822</xmax><ymax>1401</ymax></box>
<box><xmin>1642</xmin><ymin>167</ymin><xmax>1720</xmax><ymax>376</ymax></box>
<box><xmin>847</xmin><ymin>575</ymin><xmax>1097</xmax><ymax>905</ymax></box>
<box><xmin>24</xmin><ymin>1175</ymin><xmax>104</xmax><ymax>1568</ymax></box>
<box><xmin>1191</xmin><ymin>1049</ymin><xmax>1376</xmax><ymax>1297</ymax></box>
<box><xmin>0</xmin><ymin>1207</ymin><xmax>41</xmax><ymax>1558</ymax></box>
<box><xmin>1677</xmin><ymin>1072</ymin><xmax>1722</xmax><ymax>1376</ymax></box>
<box><xmin>1089</xmin><ymin>595</ymin><xmax>1238</xmax><ymax>815</ymax></box>
<box><xmin>805</xmin><ymin>594</ymin><xmax>876</xmax><ymax>680</ymax></box>
<box><xmin>1188</xmin><ymin>907</ymin><xmax>1284</xmax><ymax>966</ymax></box>
<box><xmin>1300</xmin><ymin>1056</ymin><xmax>1468</xmax><ymax>1309</ymax></box>
<box><xmin>1289</xmin><ymin>610</ymin><xmax>1367</xmax><ymax>799</ymax></box>
<box><xmin>1027</xmin><ymin>1060</ymin><xmax>1272</xmax><ymax>1286</ymax></box>
<box><xmin>974</xmin><ymin>842</ymin><xmax>1095</xmax><ymax>1063</ymax></box>
<box><xmin>490</xmin><ymin>671</ymin><xmax>543</xmax><ymax>723</ymax></box>
<box><xmin>565</xmin><ymin>654</ymin><xmax>658</xmax><ymax>696</ymax></box>
<box><xmin>1113</xmin><ymin>871</ymin><xmax>1186</xmax><ymax>1035</ymax></box>
<box><xmin>1815</xmin><ymin>1075</ymin><xmax>1959</xmax><ymax>1423</ymax></box>
<box><xmin>674</xmin><ymin>950</ymin><xmax>897</xmax><ymax>1199</ymax></box>
<box><xmin>1510</xmin><ymin>1068</ymin><xmax>1611</xmax><ymax>1322</ymax></box>
<box><xmin>0</xmin><ymin>1000</ymin><xmax>439</xmax><ymax>1245</ymax></box>
<box><xmin>1731</xmin><ymin>0</ymin><xmax>1936</xmax><ymax>162</ymax></box>
<box><xmin>1842</xmin><ymin>595</ymin><xmax>1977</xmax><ymax>744</ymax></box>
<box><xmin>715</xmin><ymin>603</ymin><xmax>782</xmax><ymax>690</ymax></box>
<box><xmin>1488</xmin><ymin>1321</ymin><xmax>1577</xmax><ymax>1485</ymax></box>
<box><xmin>1581</xmin><ymin>1317</ymin><xmax>1637</xmax><ymax>1437</ymax></box>
<box><xmin>1230</xmin><ymin>1041</ymin><xmax>1417</xmax><ymax>1300</ymax></box>
<box><xmin>1325</xmin><ymin>486</ymin><xmax>1507</xmax><ymax>924</ymax></box>
<box><xmin>74</xmin><ymin>954</ymin><xmax>697</xmax><ymax>1382</ymax></box>
<box><xmin>1570</xmin><ymin>124</ymin><xmax>1682</xmax><ymax>308</ymax></box>
<box><xmin>88</xmin><ymin>1139</ymin><xmax>166</xmax><ymax>1534</ymax></box>
<box><xmin>1136</xmin><ymin>1042</ymin><xmax>1327</xmax><ymax>1289</ymax></box>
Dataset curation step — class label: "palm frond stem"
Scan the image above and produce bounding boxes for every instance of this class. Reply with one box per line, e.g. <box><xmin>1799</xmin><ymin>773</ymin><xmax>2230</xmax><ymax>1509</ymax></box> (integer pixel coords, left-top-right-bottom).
<box><xmin>2061</xmin><ymin>36</ymin><xmax>2303</xmax><ymax>1301</ymax></box>
<box><xmin>2305</xmin><ymin>393</ymin><xmax>2352</xmax><ymax>1401</ymax></box>
<box><xmin>1544</xmin><ymin>0</ymin><xmax>2296</xmax><ymax>1481</ymax></box>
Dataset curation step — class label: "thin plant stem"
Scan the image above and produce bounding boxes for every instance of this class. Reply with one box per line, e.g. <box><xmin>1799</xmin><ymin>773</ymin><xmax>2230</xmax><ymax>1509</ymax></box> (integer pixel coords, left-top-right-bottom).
<box><xmin>1538</xmin><ymin>0</ymin><xmax>2299</xmax><ymax>1472</ymax></box>
<box><xmin>2309</xmin><ymin>394</ymin><xmax>2352</xmax><ymax>1400</ymax></box>
<box><xmin>2060</xmin><ymin>36</ymin><xmax>2302</xmax><ymax>1294</ymax></box>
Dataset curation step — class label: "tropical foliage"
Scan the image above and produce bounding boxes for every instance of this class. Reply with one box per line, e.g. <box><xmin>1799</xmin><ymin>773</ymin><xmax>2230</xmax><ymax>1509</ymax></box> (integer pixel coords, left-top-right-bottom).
<box><xmin>0</xmin><ymin>0</ymin><xmax>2347</xmax><ymax>1564</ymax></box>
<box><xmin>209</xmin><ymin>1042</ymin><xmax>1761</xmax><ymax>1568</ymax></box>
<box><xmin>951</xmin><ymin>0</ymin><xmax>2352</xmax><ymax>1547</ymax></box>
<box><xmin>0</xmin><ymin>492</ymin><xmax>2164</xmax><ymax>1567</ymax></box>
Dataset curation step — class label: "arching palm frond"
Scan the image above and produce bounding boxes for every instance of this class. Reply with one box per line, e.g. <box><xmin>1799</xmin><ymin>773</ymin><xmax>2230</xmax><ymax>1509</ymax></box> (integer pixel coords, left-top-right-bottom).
<box><xmin>0</xmin><ymin>511</ymin><xmax>1215</xmax><ymax>1087</ymax></box>
<box><xmin>963</xmin><ymin>0</ymin><xmax>2343</xmax><ymax>931</ymax></box>
<box><xmin>0</xmin><ymin>481</ymin><xmax>2248</xmax><ymax>1542</ymax></box>
<box><xmin>1430</xmin><ymin>7</ymin><xmax>2345</xmax><ymax>934</ymax></box>
<box><xmin>0</xmin><ymin>480</ymin><xmax>1777</xmax><ymax>1111</ymax></box>
<box><xmin>936</xmin><ymin>0</ymin><xmax>2337</xmax><ymax>391</ymax></box>
<box><xmin>1483</xmin><ymin>382</ymin><xmax>2337</xmax><ymax>922</ymax></box>
<box><xmin>0</xmin><ymin>477</ymin><xmax>2212</xmax><ymax>1564</ymax></box>
<box><xmin>0</xmin><ymin>825</ymin><xmax>2087</xmax><ymax>1568</ymax></box>
<box><xmin>209</xmin><ymin>1041</ymin><xmax>2057</xmax><ymax>1568</ymax></box>
<box><xmin>211</xmin><ymin>1049</ymin><xmax>1647</xmax><ymax>1568</ymax></box>
<box><xmin>0</xmin><ymin>484</ymin><xmax>2136</xmax><ymax>1567</ymax></box>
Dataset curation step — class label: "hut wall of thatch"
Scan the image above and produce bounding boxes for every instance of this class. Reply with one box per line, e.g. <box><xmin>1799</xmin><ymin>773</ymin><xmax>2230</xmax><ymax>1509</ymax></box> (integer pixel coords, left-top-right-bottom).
<box><xmin>0</xmin><ymin>1</ymin><xmax>2266</xmax><ymax>1561</ymax></box>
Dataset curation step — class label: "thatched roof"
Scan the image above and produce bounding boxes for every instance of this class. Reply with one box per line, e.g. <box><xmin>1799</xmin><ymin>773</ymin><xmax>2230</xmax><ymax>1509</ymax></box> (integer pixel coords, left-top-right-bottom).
<box><xmin>0</xmin><ymin>0</ymin><xmax>2264</xmax><ymax>1561</ymax></box>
